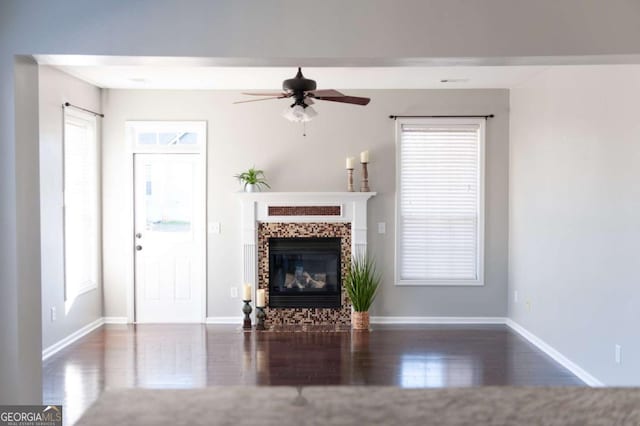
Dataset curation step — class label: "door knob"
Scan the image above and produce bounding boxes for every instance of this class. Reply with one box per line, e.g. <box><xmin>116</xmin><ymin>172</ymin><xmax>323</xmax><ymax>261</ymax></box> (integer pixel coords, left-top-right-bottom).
<box><xmin>135</xmin><ymin>233</ymin><xmax>142</xmax><ymax>239</ymax></box>
<box><xmin>135</xmin><ymin>245</ymin><xmax>143</xmax><ymax>251</ymax></box>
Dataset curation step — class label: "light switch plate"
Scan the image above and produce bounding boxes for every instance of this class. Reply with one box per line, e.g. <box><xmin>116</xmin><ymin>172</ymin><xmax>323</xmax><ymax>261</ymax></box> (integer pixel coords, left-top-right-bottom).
<box><xmin>377</xmin><ymin>222</ymin><xmax>386</xmax><ymax>234</ymax></box>
<box><xmin>208</xmin><ymin>222</ymin><xmax>221</xmax><ymax>234</ymax></box>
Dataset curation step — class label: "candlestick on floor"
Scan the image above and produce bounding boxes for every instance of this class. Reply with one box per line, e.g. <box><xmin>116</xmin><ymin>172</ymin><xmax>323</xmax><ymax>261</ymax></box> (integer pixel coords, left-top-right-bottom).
<box><xmin>256</xmin><ymin>307</ymin><xmax>266</xmax><ymax>331</ymax></box>
<box><xmin>242</xmin><ymin>300</ymin><xmax>253</xmax><ymax>330</ymax></box>
<box><xmin>347</xmin><ymin>168</ymin><xmax>354</xmax><ymax>192</ymax></box>
<box><xmin>360</xmin><ymin>162</ymin><xmax>370</xmax><ymax>192</ymax></box>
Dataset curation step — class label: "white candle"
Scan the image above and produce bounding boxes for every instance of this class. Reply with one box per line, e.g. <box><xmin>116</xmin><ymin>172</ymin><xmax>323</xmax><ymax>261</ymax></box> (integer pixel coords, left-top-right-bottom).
<box><xmin>346</xmin><ymin>157</ymin><xmax>355</xmax><ymax>169</ymax></box>
<box><xmin>243</xmin><ymin>283</ymin><xmax>252</xmax><ymax>301</ymax></box>
<box><xmin>256</xmin><ymin>289</ymin><xmax>266</xmax><ymax>308</ymax></box>
<box><xmin>360</xmin><ymin>150</ymin><xmax>370</xmax><ymax>163</ymax></box>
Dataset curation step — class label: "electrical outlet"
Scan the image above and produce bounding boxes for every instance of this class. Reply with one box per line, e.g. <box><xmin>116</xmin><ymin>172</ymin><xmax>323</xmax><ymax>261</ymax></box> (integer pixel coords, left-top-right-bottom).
<box><xmin>615</xmin><ymin>344</ymin><xmax>622</xmax><ymax>364</ymax></box>
<box><xmin>525</xmin><ymin>300</ymin><xmax>532</xmax><ymax>311</ymax></box>
<box><xmin>50</xmin><ymin>306</ymin><xmax>57</xmax><ymax>322</ymax></box>
<box><xmin>208</xmin><ymin>222</ymin><xmax>221</xmax><ymax>234</ymax></box>
<box><xmin>377</xmin><ymin>222</ymin><xmax>386</xmax><ymax>234</ymax></box>
<box><xmin>230</xmin><ymin>287</ymin><xmax>238</xmax><ymax>298</ymax></box>
<box><xmin>514</xmin><ymin>290</ymin><xmax>519</xmax><ymax>303</ymax></box>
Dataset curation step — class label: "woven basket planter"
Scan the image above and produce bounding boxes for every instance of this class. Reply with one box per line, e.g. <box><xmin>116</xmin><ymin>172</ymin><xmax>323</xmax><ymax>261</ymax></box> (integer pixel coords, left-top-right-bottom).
<box><xmin>351</xmin><ymin>311</ymin><xmax>370</xmax><ymax>331</ymax></box>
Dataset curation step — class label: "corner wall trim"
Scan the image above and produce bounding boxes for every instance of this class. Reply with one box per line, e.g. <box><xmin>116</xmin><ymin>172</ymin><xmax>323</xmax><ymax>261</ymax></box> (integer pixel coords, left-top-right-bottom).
<box><xmin>205</xmin><ymin>316</ymin><xmax>243</xmax><ymax>325</ymax></box>
<box><xmin>370</xmin><ymin>316</ymin><xmax>507</xmax><ymax>325</ymax></box>
<box><xmin>42</xmin><ymin>317</ymin><xmax>104</xmax><ymax>361</ymax></box>
<box><xmin>103</xmin><ymin>317</ymin><xmax>129</xmax><ymax>324</ymax></box>
<box><xmin>505</xmin><ymin>319</ymin><xmax>604</xmax><ymax>387</ymax></box>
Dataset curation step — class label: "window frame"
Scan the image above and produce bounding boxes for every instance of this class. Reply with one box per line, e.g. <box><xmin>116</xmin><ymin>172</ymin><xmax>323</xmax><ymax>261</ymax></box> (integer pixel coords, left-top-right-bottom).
<box><xmin>63</xmin><ymin>107</ymin><xmax>100</xmax><ymax>304</ymax></box>
<box><xmin>394</xmin><ymin>117</ymin><xmax>486</xmax><ymax>287</ymax></box>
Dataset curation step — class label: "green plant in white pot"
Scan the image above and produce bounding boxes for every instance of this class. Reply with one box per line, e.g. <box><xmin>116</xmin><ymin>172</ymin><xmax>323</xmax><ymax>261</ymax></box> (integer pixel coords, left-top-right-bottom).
<box><xmin>344</xmin><ymin>254</ymin><xmax>381</xmax><ymax>330</ymax></box>
<box><xmin>235</xmin><ymin>167</ymin><xmax>271</xmax><ymax>192</ymax></box>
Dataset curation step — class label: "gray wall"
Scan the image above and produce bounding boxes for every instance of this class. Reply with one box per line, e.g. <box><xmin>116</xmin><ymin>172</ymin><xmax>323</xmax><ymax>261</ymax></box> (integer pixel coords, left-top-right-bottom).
<box><xmin>39</xmin><ymin>66</ymin><xmax>104</xmax><ymax>350</ymax></box>
<box><xmin>11</xmin><ymin>56</ymin><xmax>43</xmax><ymax>405</ymax></box>
<box><xmin>2</xmin><ymin>0</ymin><xmax>640</xmax><ymax>403</ymax></box>
<box><xmin>509</xmin><ymin>65</ymin><xmax>640</xmax><ymax>386</ymax></box>
<box><xmin>101</xmin><ymin>89</ymin><xmax>509</xmax><ymax>319</ymax></box>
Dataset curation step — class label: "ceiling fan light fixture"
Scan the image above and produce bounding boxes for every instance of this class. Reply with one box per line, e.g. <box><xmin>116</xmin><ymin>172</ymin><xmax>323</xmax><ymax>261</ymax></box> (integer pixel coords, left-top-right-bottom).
<box><xmin>303</xmin><ymin>106</ymin><xmax>317</xmax><ymax>121</ymax></box>
<box><xmin>282</xmin><ymin>104</ymin><xmax>317</xmax><ymax>123</ymax></box>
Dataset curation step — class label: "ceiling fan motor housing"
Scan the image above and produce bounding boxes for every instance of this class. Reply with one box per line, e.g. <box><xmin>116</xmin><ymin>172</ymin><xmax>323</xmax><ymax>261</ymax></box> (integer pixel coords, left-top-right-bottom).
<box><xmin>283</xmin><ymin>67</ymin><xmax>317</xmax><ymax>94</ymax></box>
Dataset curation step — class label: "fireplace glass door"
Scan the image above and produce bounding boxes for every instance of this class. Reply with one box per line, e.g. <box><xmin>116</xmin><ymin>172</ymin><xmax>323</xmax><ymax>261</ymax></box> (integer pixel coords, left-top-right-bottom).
<box><xmin>268</xmin><ymin>238</ymin><xmax>341</xmax><ymax>308</ymax></box>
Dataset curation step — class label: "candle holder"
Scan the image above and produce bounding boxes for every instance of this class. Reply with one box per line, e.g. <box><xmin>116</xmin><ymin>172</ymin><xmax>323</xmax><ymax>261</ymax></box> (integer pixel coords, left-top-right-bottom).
<box><xmin>360</xmin><ymin>162</ymin><xmax>370</xmax><ymax>192</ymax></box>
<box><xmin>346</xmin><ymin>168</ymin><xmax>354</xmax><ymax>192</ymax></box>
<box><xmin>242</xmin><ymin>300</ymin><xmax>253</xmax><ymax>330</ymax></box>
<box><xmin>256</xmin><ymin>306</ymin><xmax>267</xmax><ymax>331</ymax></box>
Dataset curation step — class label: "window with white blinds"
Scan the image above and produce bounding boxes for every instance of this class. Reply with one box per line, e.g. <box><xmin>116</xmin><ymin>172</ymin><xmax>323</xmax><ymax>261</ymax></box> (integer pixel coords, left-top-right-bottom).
<box><xmin>396</xmin><ymin>118</ymin><xmax>485</xmax><ymax>286</ymax></box>
<box><xmin>64</xmin><ymin>109</ymin><xmax>99</xmax><ymax>304</ymax></box>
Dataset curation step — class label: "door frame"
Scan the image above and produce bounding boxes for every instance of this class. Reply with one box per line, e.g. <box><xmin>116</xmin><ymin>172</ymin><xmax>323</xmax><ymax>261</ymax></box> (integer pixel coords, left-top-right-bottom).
<box><xmin>124</xmin><ymin>121</ymin><xmax>207</xmax><ymax>323</ymax></box>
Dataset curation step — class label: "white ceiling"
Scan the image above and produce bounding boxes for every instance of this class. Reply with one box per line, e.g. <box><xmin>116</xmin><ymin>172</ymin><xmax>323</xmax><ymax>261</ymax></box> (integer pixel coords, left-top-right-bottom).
<box><xmin>47</xmin><ymin>64</ymin><xmax>551</xmax><ymax>90</ymax></box>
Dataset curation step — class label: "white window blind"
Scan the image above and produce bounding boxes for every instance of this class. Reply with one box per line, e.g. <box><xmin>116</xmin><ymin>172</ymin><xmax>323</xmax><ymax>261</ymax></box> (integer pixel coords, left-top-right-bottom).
<box><xmin>64</xmin><ymin>109</ymin><xmax>99</xmax><ymax>304</ymax></box>
<box><xmin>396</xmin><ymin>118</ymin><xmax>484</xmax><ymax>285</ymax></box>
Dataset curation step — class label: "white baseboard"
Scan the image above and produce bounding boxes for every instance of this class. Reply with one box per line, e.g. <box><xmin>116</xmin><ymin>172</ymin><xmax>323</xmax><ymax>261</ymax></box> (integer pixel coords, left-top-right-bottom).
<box><xmin>103</xmin><ymin>316</ymin><xmax>129</xmax><ymax>324</ymax></box>
<box><xmin>42</xmin><ymin>317</ymin><xmax>104</xmax><ymax>361</ymax></box>
<box><xmin>205</xmin><ymin>316</ymin><xmax>242</xmax><ymax>324</ymax></box>
<box><xmin>505</xmin><ymin>319</ymin><xmax>604</xmax><ymax>387</ymax></box>
<box><xmin>371</xmin><ymin>316</ymin><xmax>507</xmax><ymax>325</ymax></box>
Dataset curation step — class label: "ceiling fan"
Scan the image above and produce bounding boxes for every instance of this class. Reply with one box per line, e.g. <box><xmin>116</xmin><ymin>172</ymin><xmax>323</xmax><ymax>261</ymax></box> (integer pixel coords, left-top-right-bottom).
<box><xmin>233</xmin><ymin>67</ymin><xmax>370</xmax><ymax>122</ymax></box>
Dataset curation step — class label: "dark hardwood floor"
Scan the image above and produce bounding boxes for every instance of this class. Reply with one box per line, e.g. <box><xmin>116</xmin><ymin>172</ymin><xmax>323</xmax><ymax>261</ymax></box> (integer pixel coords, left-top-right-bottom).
<box><xmin>43</xmin><ymin>324</ymin><xmax>584</xmax><ymax>425</ymax></box>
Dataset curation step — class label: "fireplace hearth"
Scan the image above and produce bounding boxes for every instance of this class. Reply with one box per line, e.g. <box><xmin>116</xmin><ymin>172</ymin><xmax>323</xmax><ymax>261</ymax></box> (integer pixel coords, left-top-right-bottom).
<box><xmin>268</xmin><ymin>238</ymin><xmax>341</xmax><ymax>309</ymax></box>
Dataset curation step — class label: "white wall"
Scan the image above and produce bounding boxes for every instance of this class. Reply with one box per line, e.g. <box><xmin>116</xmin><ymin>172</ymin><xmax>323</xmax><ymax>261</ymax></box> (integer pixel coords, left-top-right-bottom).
<box><xmin>509</xmin><ymin>65</ymin><xmax>640</xmax><ymax>385</ymax></box>
<box><xmin>101</xmin><ymin>88</ymin><xmax>509</xmax><ymax>319</ymax></box>
<box><xmin>38</xmin><ymin>66</ymin><xmax>104</xmax><ymax>349</ymax></box>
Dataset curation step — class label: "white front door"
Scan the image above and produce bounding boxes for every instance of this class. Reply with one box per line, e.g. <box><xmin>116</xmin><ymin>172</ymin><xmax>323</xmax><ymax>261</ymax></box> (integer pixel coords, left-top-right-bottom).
<box><xmin>134</xmin><ymin>153</ymin><xmax>205</xmax><ymax>323</ymax></box>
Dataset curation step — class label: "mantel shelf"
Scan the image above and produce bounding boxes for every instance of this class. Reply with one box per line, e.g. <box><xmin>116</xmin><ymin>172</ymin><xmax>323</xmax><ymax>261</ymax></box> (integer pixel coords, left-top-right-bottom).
<box><xmin>235</xmin><ymin>191</ymin><xmax>377</xmax><ymax>201</ymax></box>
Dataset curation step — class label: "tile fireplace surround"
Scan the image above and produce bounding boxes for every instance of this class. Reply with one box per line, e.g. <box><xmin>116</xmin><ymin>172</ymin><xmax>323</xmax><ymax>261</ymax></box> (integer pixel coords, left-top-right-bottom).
<box><xmin>237</xmin><ymin>192</ymin><xmax>376</xmax><ymax>327</ymax></box>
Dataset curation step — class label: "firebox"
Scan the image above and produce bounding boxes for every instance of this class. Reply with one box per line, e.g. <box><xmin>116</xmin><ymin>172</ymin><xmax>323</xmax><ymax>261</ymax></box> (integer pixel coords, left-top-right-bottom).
<box><xmin>268</xmin><ymin>237</ymin><xmax>341</xmax><ymax>308</ymax></box>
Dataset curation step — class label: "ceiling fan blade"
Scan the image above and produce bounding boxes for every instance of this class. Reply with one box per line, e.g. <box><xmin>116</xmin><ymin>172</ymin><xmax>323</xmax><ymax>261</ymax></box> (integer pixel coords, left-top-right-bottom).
<box><xmin>241</xmin><ymin>92</ymin><xmax>290</xmax><ymax>97</ymax></box>
<box><xmin>304</xmin><ymin>98</ymin><xmax>314</xmax><ymax>105</ymax></box>
<box><xmin>307</xmin><ymin>89</ymin><xmax>345</xmax><ymax>97</ymax></box>
<box><xmin>314</xmin><ymin>96</ymin><xmax>371</xmax><ymax>106</ymax></box>
<box><xmin>233</xmin><ymin>96</ymin><xmax>283</xmax><ymax>104</ymax></box>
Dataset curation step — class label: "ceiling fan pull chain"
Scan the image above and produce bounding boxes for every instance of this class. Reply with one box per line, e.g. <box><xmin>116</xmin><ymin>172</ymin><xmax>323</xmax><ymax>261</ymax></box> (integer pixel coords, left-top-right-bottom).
<box><xmin>303</xmin><ymin>121</ymin><xmax>306</xmax><ymax>137</ymax></box>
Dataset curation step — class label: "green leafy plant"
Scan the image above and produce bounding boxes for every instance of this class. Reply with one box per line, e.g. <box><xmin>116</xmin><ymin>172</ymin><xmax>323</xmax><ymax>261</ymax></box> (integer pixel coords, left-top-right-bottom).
<box><xmin>344</xmin><ymin>254</ymin><xmax>381</xmax><ymax>312</ymax></box>
<box><xmin>234</xmin><ymin>167</ymin><xmax>271</xmax><ymax>191</ymax></box>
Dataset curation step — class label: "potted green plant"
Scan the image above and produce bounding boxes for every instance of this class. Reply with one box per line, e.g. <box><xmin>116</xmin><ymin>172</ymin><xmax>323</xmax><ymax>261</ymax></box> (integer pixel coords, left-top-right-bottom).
<box><xmin>344</xmin><ymin>254</ymin><xmax>381</xmax><ymax>330</ymax></box>
<box><xmin>235</xmin><ymin>167</ymin><xmax>271</xmax><ymax>192</ymax></box>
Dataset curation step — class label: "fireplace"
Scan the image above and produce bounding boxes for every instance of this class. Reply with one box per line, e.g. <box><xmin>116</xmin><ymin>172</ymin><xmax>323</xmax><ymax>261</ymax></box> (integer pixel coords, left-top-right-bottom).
<box><xmin>240</xmin><ymin>193</ymin><xmax>374</xmax><ymax>326</ymax></box>
<box><xmin>268</xmin><ymin>237</ymin><xmax>342</xmax><ymax>309</ymax></box>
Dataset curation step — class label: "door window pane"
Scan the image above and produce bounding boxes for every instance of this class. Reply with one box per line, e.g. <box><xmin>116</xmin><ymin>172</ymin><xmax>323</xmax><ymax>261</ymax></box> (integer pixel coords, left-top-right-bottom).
<box><xmin>144</xmin><ymin>160</ymin><xmax>193</xmax><ymax>232</ymax></box>
<box><xmin>159</xmin><ymin>132</ymin><xmax>178</xmax><ymax>145</ymax></box>
<box><xmin>138</xmin><ymin>132</ymin><xmax>157</xmax><ymax>145</ymax></box>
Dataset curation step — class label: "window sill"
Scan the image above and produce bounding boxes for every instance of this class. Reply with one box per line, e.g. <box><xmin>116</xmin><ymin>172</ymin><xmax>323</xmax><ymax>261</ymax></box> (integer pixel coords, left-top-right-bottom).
<box><xmin>65</xmin><ymin>285</ymin><xmax>98</xmax><ymax>314</ymax></box>
<box><xmin>395</xmin><ymin>280</ymin><xmax>484</xmax><ymax>287</ymax></box>
<box><xmin>74</xmin><ymin>284</ymin><xmax>98</xmax><ymax>297</ymax></box>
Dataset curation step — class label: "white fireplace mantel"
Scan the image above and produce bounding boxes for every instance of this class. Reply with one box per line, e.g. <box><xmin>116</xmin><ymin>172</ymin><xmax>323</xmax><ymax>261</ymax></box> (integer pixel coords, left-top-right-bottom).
<box><xmin>237</xmin><ymin>191</ymin><xmax>376</xmax><ymax>298</ymax></box>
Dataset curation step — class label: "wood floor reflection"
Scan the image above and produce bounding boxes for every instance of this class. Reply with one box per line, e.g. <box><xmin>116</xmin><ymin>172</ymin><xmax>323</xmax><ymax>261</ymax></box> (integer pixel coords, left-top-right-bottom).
<box><xmin>43</xmin><ymin>324</ymin><xmax>584</xmax><ymax>424</ymax></box>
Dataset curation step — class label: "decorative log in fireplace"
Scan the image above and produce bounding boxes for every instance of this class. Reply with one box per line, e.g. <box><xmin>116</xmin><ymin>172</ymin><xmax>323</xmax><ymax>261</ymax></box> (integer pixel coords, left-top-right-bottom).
<box><xmin>268</xmin><ymin>237</ymin><xmax>342</xmax><ymax>309</ymax></box>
